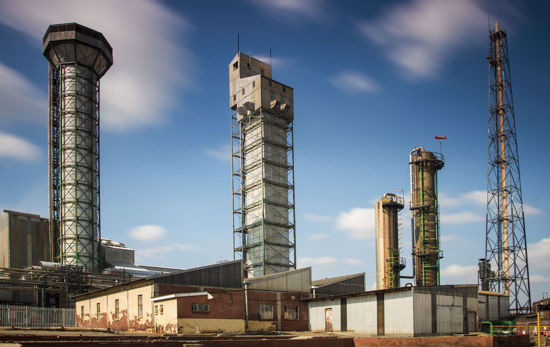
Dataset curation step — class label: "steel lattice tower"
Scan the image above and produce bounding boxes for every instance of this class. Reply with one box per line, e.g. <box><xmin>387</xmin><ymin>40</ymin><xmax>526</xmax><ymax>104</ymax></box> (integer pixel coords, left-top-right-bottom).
<box><xmin>43</xmin><ymin>23</ymin><xmax>113</xmax><ymax>272</ymax></box>
<box><xmin>483</xmin><ymin>22</ymin><xmax>531</xmax><ymax>314</ymax></box>
<box><xmin>230</xmin><ymin>52</ymin><xmax>296</xmax><ymax>279</ymax></box>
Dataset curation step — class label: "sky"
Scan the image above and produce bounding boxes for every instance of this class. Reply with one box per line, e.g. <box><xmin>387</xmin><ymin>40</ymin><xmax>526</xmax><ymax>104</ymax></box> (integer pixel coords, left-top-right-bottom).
<box><xmin>0</xmin><ymin>0</ymin><xmax>548</xmax><ymax>302</ymax></box>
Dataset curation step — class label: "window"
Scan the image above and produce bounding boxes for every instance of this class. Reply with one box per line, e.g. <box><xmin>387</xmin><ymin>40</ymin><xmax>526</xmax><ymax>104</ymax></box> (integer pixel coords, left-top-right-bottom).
<box><xmin>260</xmin><ymin>68</ymin><xmax>265</xmax><ymax>76</ymax></box>
<box><xmin>160</xmin><ymin>304</ymin><xmax>164</xmax><ymax>315</ymax></box>
<box><xmin>96</xmin><ymin>303</ymin><xmax>100</xmax><ymax>319</ymax></box>
<box><xmin>192</xmin><ymin>303</ymin><xmax>210</xmax><ymax>313</ymax></box>
<box><xmin>233</xmin><ymin>61</ymin><xmax>238</xmax><ymax>70</ymax></box>
<box><xmin>282</xmin><ymin>86</ymin><xmax>286</xmax><ymax>93</ymax></box>
<box><xmin>269</xmin><ymin>80</ymin><xmax>272</xmax><ymax>87</ymax></box>
<box><xmin>233</xmin><ymin>94</ymin><xmax>236</xmax><ymax>101</ymax></box>
<box><xmin>137</xmin><ymin>295</ymin><xmax>143</xmax><ymax>317</ymax></box>
<box><xmin>80</xmin><ymin>305</ymin><xmax>84</xmax><ymax>320</ymax></box>
<box><xmin>258</xmin><ymin>304</ymin><xmax>273</xmax><ymax>320</ymax></box>
<box><xmin>242</xmin><ymin>88</ymin><xmax>245</xmax><ymax>95</ymax></box>
<box><xmin>115</xmin><ymin>299</ymin><xmax>119</xmax><ymax>318</ymax></box>
<box><xmin>155</xmin><ymin>305</ymin><xmax>158</xmax><ymax>316</ymax></box>
<box><xmin>284</xmin><ymin>305</ymin><xmax>298</xmax><ymax>320</ymax></box>
<box><xmin>252</xmin><ymin>81</ymin><xmax>255</xmax><ymax>88</ymax></box>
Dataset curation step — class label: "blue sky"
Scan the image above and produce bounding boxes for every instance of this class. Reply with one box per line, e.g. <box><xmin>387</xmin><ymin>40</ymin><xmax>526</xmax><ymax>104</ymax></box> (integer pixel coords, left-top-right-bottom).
<box><xmin>0</xmin><ymin>0</ymin><xmax>548</xmax><ymax>301</ymax></box>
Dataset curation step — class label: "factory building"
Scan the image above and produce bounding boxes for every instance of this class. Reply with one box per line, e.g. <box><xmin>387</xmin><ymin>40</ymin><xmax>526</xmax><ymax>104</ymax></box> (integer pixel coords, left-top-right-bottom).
<box><xmin>75</xmin><ymin>261</ymin><xmax>311</xmax><ymax>333</ymax></box>
<box><xmin>230</xmin><ymin>52</ymin><xmax>296</xmax><ymax>278</ymax></box>
<box><xmin>308</xmin><ymin>285</ymin><xmax>509</xmax><ymax>336</ymax></box>
<box><xmin>0</xmin><ymin>210</ymin><xmax>54</xmax><ymax>269</ymax></box>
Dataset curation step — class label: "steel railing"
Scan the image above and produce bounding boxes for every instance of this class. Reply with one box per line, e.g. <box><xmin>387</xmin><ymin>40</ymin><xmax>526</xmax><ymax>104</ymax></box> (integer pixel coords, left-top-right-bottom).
<box><xmin>0</xmin><ymin>305</ymin><xmax>75</xmax><ymax>328</ymax></box>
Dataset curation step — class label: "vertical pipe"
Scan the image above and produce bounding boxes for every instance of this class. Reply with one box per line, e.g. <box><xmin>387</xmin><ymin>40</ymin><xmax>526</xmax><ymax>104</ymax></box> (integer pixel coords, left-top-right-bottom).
<box><xmin>495</xmin><ymin>21</ymin><xmax>509</xmax><ymax>295</ymax></box>
<box><xmin>537</xmin><ymin>311</ymin><xmax>541</xmax><ymax>347</ymax></box>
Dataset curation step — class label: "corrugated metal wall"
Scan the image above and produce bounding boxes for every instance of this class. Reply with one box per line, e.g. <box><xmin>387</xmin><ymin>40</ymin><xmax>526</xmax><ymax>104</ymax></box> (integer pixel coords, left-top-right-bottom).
<box><xmin>384</xmin><ymin>290</ymin><xmax>414</xmax><ymax>335</ymax></box>
<box><xmin>346</xmin><ymin>295</ymin><xmax>377</xmax><ymax>334</ymax></box>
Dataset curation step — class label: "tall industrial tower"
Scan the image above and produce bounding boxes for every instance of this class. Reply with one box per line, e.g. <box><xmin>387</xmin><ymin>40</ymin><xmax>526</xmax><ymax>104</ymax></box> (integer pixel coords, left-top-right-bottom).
<box><xmin>483</xmin><ymin>22</ymin><xmax>531</xmax><ymax>314</ymax></box>
<box><xmin>375</xmin><ymin>193</ymin><xmax>405</xmax><ymax>290</ymax></box>
<box><xmin>230</xmin><ymin>52</ymin><xmax>296</xmax><ymax>278</ymax></box>
<box><xmin>43</xmin><ymin>23</ymin><xmax>113</xmax><ymax>272</ymax></box>
<box><xmin>409</xmin><ymin>147</ymin><xmax>444</xmax><ymax>287</ymax></box>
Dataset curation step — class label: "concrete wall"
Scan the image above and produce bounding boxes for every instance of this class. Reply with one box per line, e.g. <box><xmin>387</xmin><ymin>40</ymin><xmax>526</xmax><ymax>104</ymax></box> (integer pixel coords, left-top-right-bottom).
<box><xmin>0</xmin><ymin>210</ymin><xmax>52</xmax><ymax>269</ymax></box>
<box><xmin>154</xmin><ymin>298</ymin><xmax>178</xmax><ymax>334</ymax></box>
<box><xmin>76</xmin><ymin>283</ymin><xmax>155</xmax><ymax>331</ymax></box>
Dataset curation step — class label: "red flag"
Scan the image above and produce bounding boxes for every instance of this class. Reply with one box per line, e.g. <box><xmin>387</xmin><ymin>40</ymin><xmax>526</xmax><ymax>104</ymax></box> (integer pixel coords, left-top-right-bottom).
<box><xmin>435</xmin><ymin>136</ymin><xmax>447</xmax><ymax>140</ymax></box>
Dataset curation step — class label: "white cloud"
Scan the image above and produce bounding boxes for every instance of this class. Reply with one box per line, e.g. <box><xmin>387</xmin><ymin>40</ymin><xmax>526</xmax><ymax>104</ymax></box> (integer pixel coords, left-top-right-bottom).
<box><xmin>298</xmin><ymin>256</ymin><xmax>337</xmax><ymax>267</ymax></box>
<box><xmin>335</xmin><ymin>207</ymin><xmax>375</xmax><ymax>239</ymax></box>
<box><xmin>357</xmin><ymin>0</ymin><xmax>486</xmax><ymax>79</ymax></box>
<box><xmin>531</xmin><ymin>275</ymin><xmax>550</xmax><ymax>284</ymax></box>
<box><xmin>304</xmin><ymin>213</ymin><xmax>334</xmax><ymax>223</ymax></box>
<box><xmin>136</xmin><ymin>243</ymin><xmax>197</xmax><ymax>258</ymax></box>
<box><xmin>329</xmin><ymin>71</ymin><xmax>380</xmax><ymax>94</ymax></box>
<box><xmin>0</xmin><ymin>62</ymin><xmax>46</xmax><ymax>125</ymax></box>
<box><xmin>438</xmin><ymin>192</ymin><xmax>462</xmax><ymax>208</ymax></box>
<box><xmin>205</xmin><ymin>144</ymin><xmax>231</xmax><ymax>162</ymax></box>
<box><xmin>460</xmin><ymin>190</ymin><xmax>486</xmax><ymax>205</ymax></box>
<box><xmin>529</xmin><ymin>238</ymin><xmax>550</xmax><ymax>271</ymax></box>
<box><xmin>343</xmin><ymin>258</ymin><xmax>363</xmax><ymax>266</ymax></box>
<box><xmin>0</xmin><ymin>0</ymin><xmax>193</xmax><ymax>132</ymax></box>
<box><xmin>249</xmin><ymin>0</ymin><xmax>325</xmax><ymax>18</ymax></box>
<box><xmin>523</xmin><ymin>204</ymin><xmax>542</xmax><ymax>216</ymax></box>
<box><xmin>128</xmin><ymin>225</ymin><xmax>166</xmax><ymax>241</ymax></box>
<box><xmin>0</xmin><ymin>132</ymin><xmax>41</xmax><ymax>161</ymax></box>
<box><xmin>440</xmin><ymin>211</ymin><xmax>483</xmax><ymax>225</ymax></box>
<box><xmin>441</xmin><ymin>264</ymin><xmax>477</xmax><ymax>283</ymax></box>
<box><xmin>308</xmin><ymin>233</ymin><xmax>329</xmax><ymax>240</ymax></box>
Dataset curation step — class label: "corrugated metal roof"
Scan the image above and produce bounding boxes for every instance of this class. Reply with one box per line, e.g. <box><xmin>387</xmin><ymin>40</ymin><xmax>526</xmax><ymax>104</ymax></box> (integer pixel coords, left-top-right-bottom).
<box><xmin>244</xmin><ymin>267</ymin><xmax>311</xmax><ymax>293</ymax></box>
<box><xmin>312</xmin><ymin>273</ymin><xmax>365</xmax><ymax>287</ymax></box>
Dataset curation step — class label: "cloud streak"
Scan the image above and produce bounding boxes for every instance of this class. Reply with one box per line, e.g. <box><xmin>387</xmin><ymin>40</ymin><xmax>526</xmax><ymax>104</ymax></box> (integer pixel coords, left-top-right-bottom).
<box><xmin>0</xmin><ymin>0</ymin><xmax>193</xmax><ymax>132</ymax></box>
<box><xmin>329</xmin><ymin>71</ymin><xmax>380</xmax><ymax>95</ymax></box>
<box><xmin>249</xmin><ymin>0</ymin><xmax>325</xmax><ymax>18</ymax></box>
<box><xmin>136</xmin><ymin>243</ymin><xmax>197</xmax><ymax>259</ymax></box>
<box><xmin>205</xmin><ymin>144</ymin><xmax>231</xmax><ymax>162</ymax></box>
<box><xmin>441</xmin><ymin>264</ymin><xmax>477</xmax><ymax>283</ymax></box>
<box><xmin>357</xmin><ymin>0</ymin><xmax>486</xmax><ymax>79</ymax></box>
<box><xmin>0</xmin><ymin>132</ymin><xmax>41</xmax><ymax>161</ymax></box>
<box><xmin>0</xmin><ymin>62</ymin><xmax>46</xmax><ymax>125</ymax></box>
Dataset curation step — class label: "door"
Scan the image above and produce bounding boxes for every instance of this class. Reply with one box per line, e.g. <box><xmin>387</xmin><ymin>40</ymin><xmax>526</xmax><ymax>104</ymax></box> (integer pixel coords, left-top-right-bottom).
<box><xmin>325</xmin><ymin>308</ymin><xmax>333</xmax><ymax>332</ymax></box>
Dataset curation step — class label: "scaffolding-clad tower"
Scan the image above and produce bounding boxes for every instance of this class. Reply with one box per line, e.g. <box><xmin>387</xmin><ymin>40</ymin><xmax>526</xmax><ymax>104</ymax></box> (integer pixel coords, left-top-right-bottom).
<box><xmin>43</xmin><ymin>23</ymin><xmax>113</xmax><ymax>272</ymax></box>
<box><xmin>483</xmin><ymin>22</ymin><xmax>531</xmax><ymax>314</ymax></box>
<box><xmin>409</xmin><ymin>147</ymin><xmax>444</xmax><ymax>287</ymax></box>
<box><xmin>375</xmin><ymin>193</ymin><xmax>405</xmax><ymax>290</ymax></box>
<box><xmin>230</xmin><ymin>52</ymin><xmax>296</xmax><ymax>278</ymax></box>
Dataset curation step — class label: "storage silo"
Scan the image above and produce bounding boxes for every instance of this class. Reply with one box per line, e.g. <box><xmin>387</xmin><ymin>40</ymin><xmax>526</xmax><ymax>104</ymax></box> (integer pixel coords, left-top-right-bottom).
<box><xmin>43</xmin><ymin>23</ymin><xmax>113</xmax><ymax>272</ymax></box>
<box><xmin>409</xmin><ymin>147</ymin><xmax>444</xmax><ymax>287</ymax></box>
<box><xmin>375</xmin><ymin>193</ymin><xmax>405</xmax><ymax>290</ymax></box>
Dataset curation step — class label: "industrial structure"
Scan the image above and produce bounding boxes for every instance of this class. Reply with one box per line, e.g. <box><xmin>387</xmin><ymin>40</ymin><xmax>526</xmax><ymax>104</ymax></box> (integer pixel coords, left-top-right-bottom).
<box><xmin>230</xmin><ymin>52</ymin><xmax>296</xmax><ymax>278</ymax></box>
<box><xmin>375</xmin><ymin>193</ymin><xmax>405</xmax><ymax>290</ymax></box>
<box><xmin>481</xmin><ymin>21</ymin><xmax>531</xmax><ymax>315</ymax></box>
<box><xmin>43</xmin><ymin>23</ymin><xmax>113</xmax><ymax>272</ymax></box>
<box><xmin>409</xmin><ymin>148</ymin><xmax>444</xmax><ymax>287</ymax></box>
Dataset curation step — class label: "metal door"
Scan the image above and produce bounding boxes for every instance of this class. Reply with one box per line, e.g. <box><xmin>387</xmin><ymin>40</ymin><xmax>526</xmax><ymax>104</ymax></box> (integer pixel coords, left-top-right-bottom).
<box><xmin>325</xmin><ymin>308</ymin><xmax>333</xmax><ymax>332</ymax></box>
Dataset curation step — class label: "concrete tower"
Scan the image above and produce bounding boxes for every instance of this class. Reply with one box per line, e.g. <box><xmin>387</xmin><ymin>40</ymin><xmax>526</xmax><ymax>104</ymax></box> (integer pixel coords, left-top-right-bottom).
<box><xmin>230</xmin><ymin>52</ymin><xmax>296</xmax><ymax>278</ymax></box>
<box><xmin>43</xmin><ymin>23</ymin><xmax>113</xmax><ymax>272</ymax></box>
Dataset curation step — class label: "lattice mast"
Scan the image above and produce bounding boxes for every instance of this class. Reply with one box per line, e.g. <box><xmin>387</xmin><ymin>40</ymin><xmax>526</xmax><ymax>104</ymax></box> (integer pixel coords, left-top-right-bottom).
<box><xmin>43</xmin><ymin>23</ymin><xmax>113</xmax><ymax>272</ymax></box>
<box><xmin>483</xmin><ymin>21</ymin><xmax>531</xmax><ymax>314</ymax></box>
<box><xmin>230</xmin><ymin>52</ymin><xmax>296</xmax><ymax>279</ymax></box>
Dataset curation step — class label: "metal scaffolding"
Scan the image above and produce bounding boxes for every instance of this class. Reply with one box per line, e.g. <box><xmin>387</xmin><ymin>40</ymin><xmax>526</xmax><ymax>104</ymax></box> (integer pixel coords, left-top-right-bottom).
<box><xmin>483</xmin><ymin>22</ymin><xmax>531</xmax><ymax>314</ymax></box>
<box><xmin>232</xmin><ymin>107</ymin><xmax>296</xmax><ymax>279</ymax></box>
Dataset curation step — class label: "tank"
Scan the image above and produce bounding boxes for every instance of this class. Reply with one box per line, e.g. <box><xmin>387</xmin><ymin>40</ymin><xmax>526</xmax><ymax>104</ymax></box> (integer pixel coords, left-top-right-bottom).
<box><xmin>409</xmin><ymin>147</ymin><xmax>444</xmax><ymax>287</ymax></box>
<box><xmin>375</xmin><ymin>193</ymin><xmax>405</xmax><ymax>290</ymax></box>
<box><xmin>43</xmin><ymin>23</ymin><xmax>113</xmax><ymax>272</ymax></box>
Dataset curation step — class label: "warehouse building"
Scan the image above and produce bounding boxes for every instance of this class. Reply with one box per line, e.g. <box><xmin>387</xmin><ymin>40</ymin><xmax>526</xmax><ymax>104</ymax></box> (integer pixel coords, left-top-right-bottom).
<box><xmin>308</xmin><ymin>285</ymin><xmax>509</xmax><ymax>336</ymax></box>
<box><xmin>75</xmin><ymin>261</ymin><xmax>311</xmax><ymax>333</ymax></box>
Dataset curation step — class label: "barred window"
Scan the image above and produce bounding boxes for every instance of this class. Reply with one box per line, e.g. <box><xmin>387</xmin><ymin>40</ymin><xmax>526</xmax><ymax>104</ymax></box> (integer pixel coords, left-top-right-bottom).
<box><xmin>192</xmin><ymin>303</ymin><xmax>210</xmax><ymax>313</ymax></box>
<box><xmin>258</xmin><ymin>304</ymin><xmax>273</xmax><ymax>320</ymax></box>
<box><xmin>96</xmin><ymin>303</ymin><xmax>100</xmax><ymax>319</ymax></box>
<box><xmin>137</xmin><ymin>295</ymin><xmax>143</xmax><ymax>317</ymax></box>
<box><xmin>155</xmin><ymin>305</ymin><xmax>158</xmax><ymax>316</ymax></box>
<box><xmin>115</xmin><ymin>299</ymin><xmax>119</xmax><ymax>318</ymax></box>
<box><xmin>160</xmin><ymin>304</ymin><xmax>164</xmax><ymax>315</ymax></box>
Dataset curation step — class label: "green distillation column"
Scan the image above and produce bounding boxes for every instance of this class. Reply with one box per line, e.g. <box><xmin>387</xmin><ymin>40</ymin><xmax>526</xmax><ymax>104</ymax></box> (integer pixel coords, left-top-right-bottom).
<box><xmin>409</xmin><ymin>147</ymin><xmax>444</xmax><ymax>287</ymax></box>
<box><xmin>43</xmin><ymin>23</ymin><xmax>113</xmax><ymax>272</ymax></box>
